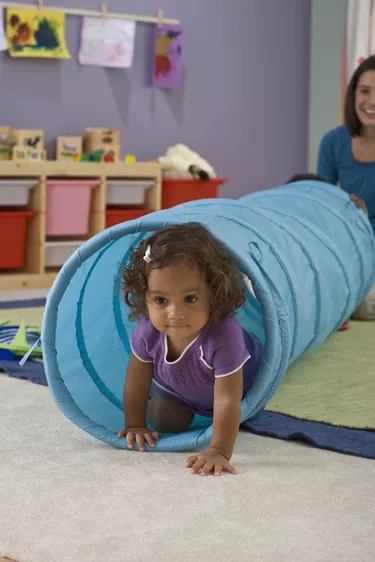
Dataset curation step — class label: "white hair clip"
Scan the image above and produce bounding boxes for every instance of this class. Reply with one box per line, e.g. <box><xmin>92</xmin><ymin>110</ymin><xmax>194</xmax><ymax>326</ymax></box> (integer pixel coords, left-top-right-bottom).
<box><xmin>143</xmin><ymin>245</ymin><xmax>152</xmax><ymax>263</ymax></box>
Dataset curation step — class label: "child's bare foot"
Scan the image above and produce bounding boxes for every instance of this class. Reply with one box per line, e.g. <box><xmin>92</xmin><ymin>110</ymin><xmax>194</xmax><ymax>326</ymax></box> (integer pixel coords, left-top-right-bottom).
<box><xmin>338</xmin><ymin>321</ymin><xmax>349</xmax><ymax>331</ymax></box>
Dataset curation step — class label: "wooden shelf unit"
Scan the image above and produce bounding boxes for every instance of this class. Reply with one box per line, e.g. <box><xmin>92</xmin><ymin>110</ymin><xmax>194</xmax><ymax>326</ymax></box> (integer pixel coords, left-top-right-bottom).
<box><xmin>0</xmin><ymin>161</ymin><xmax>162</xmax><ymax>290</ymax></box>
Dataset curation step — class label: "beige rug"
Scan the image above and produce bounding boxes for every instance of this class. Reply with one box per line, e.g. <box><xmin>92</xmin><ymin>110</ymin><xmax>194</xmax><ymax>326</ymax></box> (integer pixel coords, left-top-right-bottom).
<box><xmin>1</xmin><ymin>375</ymin><xmax>375</xmax><ymax>562</ymax></box>
<box><xmin>1</xmin><ymin>300</ymin><xmax>375</xmax><ymax>561</ymax></box>
<box><xmin>0</xmin><ymin>307</ymin><xmax>44</xmax><ymax>327</ymax></box>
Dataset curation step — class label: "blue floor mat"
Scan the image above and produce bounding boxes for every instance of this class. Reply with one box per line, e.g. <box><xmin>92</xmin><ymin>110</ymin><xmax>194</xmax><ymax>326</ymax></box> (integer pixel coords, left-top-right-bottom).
<box><xmin>0</xmin><ymin>359</ymin><xmax>47</xmax><ymax>386</ymax></box>
<box><xmin>0</xmin><ymin>298</ymin><xmax>46</xmax><ymax>309</ymax></box>
<box><xmin>242</xmin><ymin>411</ymin><xmax>375</xmax><ymax>460</ymax></box>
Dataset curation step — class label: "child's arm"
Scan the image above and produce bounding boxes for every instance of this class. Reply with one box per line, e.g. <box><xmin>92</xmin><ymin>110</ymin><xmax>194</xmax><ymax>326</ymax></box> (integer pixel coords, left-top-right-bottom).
<box><xmin>186</xmin><ymin>369</ymin><xmax>243</xmax><ymax>476</ymax></box>
<box><xmin>209</xmin><ymin>369</ymin><xmax>243</xmax><ymax>460</ymax></box>
<box><xmin>124</xmin><ymin>353</ymin><xmax>153</xmax><ymax>427</ymax></box>
<box><xmin>117</xmin><ymin>353</ymin><xmax>159</xmax><ymax>451</ymax></box>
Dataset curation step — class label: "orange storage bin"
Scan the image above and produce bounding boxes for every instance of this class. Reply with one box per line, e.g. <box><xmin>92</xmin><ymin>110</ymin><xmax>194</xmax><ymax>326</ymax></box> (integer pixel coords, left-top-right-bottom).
<box><xmin>0</xmin><ymin>209</ymin><xmax>35</xmax><ymax>270</ymax></box>
<box><xmin>106</xmin><ymin>208</ymin><xmax>152</xmax><ymax>228</ymax></box>
<box><xmin>162</xmin><ymin>178</ymin><xmax>227</xmax><ymax>209</ymax></box>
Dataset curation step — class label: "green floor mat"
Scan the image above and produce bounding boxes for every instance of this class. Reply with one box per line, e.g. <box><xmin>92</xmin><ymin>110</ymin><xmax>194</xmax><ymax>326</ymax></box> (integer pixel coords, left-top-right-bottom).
<box><xmin>266</xmin><ymin>321</ymin><xmax>375</xmax><ymax>430</ymax></box>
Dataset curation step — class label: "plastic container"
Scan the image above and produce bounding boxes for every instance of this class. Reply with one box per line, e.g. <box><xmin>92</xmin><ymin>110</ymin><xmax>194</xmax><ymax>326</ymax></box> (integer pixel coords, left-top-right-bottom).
<box><xmin>106</xmin><ymin>208</ymin><xmax>152</xmax><ymax>228</ymax></box>
<box><xmin>162</xmin><ymin>178</ymin><xmax>228</xmax><ymax>209</ymax></box>
<box><xmin>0</xmin><ymin>179</ymin><xmax>37</xmax><ymax>207</ymax></box>
<box><xmin>46</xmin><ymin>180</ymin><xmax>99</xmax><ymax>236</ymax></box>
<box><xmin>107</xmin><ymin>180</ymin><xmax>153</xmax><ymax>206</ymax></box>
<box><xmin>45</xmin><ymin>240</ymin><xmax>83</xmax><ymax>267</ymax></box>
<box><xmin>0</xmin><ymin>210</ymin><xmax>35</xmax><ymax>270</ymax></box>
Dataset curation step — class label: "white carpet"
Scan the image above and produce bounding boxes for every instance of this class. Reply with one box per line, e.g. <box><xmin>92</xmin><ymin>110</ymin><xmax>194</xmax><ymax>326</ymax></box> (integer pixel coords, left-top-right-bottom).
<box><xmin>1</xmin><ymin>375</ymin><xmax>374</xmax><ymax>562</ymax></box>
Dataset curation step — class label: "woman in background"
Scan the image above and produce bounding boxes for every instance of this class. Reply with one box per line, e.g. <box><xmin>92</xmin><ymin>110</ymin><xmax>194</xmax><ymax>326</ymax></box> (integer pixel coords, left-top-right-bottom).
<box><xmin>317</xmin><ymin>55</ymin><xmax>375</xmax><ymax>232</ymax></box>
<box><xmin>317</xmin><ymin>56</ymin><xmax>375</xmax><ymax>321</ymax></box>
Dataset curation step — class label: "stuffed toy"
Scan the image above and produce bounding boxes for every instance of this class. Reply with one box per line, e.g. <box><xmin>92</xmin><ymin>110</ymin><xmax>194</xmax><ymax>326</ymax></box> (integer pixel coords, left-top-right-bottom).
<box><xmin>158</xmin><ymin>144</ymin><xmax>216</xmax><ymax>181</ymax></box>
<box><xmin>352</xmin><ymin>283</ymin><xmax>375</xmax><ymax>321</ymax></box>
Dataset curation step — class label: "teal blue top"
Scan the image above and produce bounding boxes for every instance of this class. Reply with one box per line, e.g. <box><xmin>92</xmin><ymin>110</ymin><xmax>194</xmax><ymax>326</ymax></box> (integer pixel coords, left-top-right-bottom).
<box><xmin>317</xmin><ymin>124</ymin><xmax>375</xmax><ymax>232</ymax></box>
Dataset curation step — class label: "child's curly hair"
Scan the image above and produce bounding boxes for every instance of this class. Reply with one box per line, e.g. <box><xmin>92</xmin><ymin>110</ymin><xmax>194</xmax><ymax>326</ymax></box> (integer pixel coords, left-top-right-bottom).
<box><xmin>122</xmin><ymin>222</ymin><xmax>245</xmax><ymax>322</ymax></box>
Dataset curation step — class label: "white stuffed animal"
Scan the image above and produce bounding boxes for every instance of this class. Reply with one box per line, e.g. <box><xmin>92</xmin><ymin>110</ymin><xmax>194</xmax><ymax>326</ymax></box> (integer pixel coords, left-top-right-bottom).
<box><xmin>352</xmin><ymin>283</ymin><xmax>375</xmax><ymax>320</ymax></box>
<box><xmin>158</xmin><ymin>144</ymin><xmax>216</xmax><ymax>180</ymax></box>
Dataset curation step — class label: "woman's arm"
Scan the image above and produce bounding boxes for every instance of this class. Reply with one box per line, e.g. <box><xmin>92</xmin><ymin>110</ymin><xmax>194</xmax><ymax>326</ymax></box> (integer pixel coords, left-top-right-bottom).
<box><xmin>318</xmin><ymin>130</ymin><xmax>368</xmax><ymax>212</ymax></box>
<box><xmin>209</xmin><ymin>369</ymin><xmax>243</xmax><ymax>460</ymax></box>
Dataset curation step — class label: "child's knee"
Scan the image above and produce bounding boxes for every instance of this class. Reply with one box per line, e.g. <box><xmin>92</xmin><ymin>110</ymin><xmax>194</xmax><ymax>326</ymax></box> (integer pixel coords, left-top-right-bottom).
<box><xmin>148</xmin><ymin>395</ymin><xmax>194</xmax><ymax>433</ymax></box>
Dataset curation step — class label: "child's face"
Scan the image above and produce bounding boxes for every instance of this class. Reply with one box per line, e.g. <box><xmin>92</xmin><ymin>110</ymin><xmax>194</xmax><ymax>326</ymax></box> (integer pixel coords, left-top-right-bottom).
<box><xmin>355</xmin><ymin>70</ymin><xmax>375</xmax><ymax>127</ymax></box>
<box><xmin>146</xmin><ymin>260</ymin><xmax>210</xmax><ymax>342</ymax></box>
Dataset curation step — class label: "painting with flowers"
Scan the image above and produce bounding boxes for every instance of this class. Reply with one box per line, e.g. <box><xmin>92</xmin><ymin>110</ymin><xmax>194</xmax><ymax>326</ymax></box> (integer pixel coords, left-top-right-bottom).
<box><xmin>6</xmin><ymin>7</ymin><xmax>70</xmax><ymax>59</ymax></box>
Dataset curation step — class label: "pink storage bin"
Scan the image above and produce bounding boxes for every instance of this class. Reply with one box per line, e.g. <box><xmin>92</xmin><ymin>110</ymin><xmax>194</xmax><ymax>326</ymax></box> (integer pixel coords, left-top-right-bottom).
<box><xmin>46</xmin><ymin>179</ymin><xmax>99</xmax><ymax>236</ymax></box>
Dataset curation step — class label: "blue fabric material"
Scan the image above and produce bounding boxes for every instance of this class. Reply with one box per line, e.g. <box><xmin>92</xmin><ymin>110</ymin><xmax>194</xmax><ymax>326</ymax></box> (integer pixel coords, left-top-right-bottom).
<box><xmin>317</xmin><ymin>124</ymin><xmax>375</xmax><ymax>232</ymax></box>
<box><xmin>242</xmin><ymin>411</ymin><xmax>375</xmax><ymax>461</ymax></box>
<box><xmin>0</xmin><ymin>358</ymin><xmax>47</xmax><ymax>386</ymax></box>
<box><xmin>41</xmin><ymin>181</ymin><xmax>375</xmax><ymax>452</ymax></box>
<box><xmin>0</xmin><ymin>298</ymin><xmax>46</xmax><ymax>309</ymax></box>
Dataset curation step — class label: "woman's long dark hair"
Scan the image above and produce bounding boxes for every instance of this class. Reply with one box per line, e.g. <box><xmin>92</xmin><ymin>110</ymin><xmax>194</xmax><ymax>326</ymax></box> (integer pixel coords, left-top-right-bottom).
<box><xmin>345</xmin><ymin>55</ymin><xmax>375</xmax><ymax>137</ymax></box>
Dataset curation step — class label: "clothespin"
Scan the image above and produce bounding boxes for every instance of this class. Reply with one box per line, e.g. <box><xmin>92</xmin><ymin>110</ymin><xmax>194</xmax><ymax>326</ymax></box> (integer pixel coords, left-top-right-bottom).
<box><xmin>37</xmin><ymin>0</ymin><xmax>43</xmax><ymax>11</ymax></box>
<box><xmin>157</xmin><ymin>9</ymin><xmax>164</xmax><ymax>29</ymax></box>
<box><xmin>100</xmin><ymin>4</ymin><xmax>108</xmax><ymax>18</ymax></box>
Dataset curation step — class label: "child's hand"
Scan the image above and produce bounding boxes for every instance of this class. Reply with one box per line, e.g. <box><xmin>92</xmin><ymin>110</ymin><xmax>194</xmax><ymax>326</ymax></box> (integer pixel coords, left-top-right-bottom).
<box><xmin>117</xmin><ymin>427</ymin><xmax>160</xmax><ymax>451</ymax></box>
<box><xmin>186</xmin><ymin>451</ymin><xmax>238</xmax><ymax>476</ymax></box>
<box><xmin>350</xmin><ymin>193</ymin><xmax>368</xmax><ymax>214</ymax></box>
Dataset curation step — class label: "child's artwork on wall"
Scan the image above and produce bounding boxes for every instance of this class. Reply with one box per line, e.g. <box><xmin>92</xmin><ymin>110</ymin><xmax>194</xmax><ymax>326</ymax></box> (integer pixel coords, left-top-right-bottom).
<box><xmin>152</xmin><ymin>24</ymin><xmax>183</xmax><ymax>89</ymax></box>
<box><xmin>0</xmin><ymin>5</ymin><xmax>8</xmax><ymax>51</ymax></box>
<box><xmin>6</xmin><ymin>7</ymin><xmax>70</xmax><ymax>59</ymax></box>
<box><xmin>78</xmin><ymin>17</ymin><xmax>136</xmax><ymax>68</ymax></box>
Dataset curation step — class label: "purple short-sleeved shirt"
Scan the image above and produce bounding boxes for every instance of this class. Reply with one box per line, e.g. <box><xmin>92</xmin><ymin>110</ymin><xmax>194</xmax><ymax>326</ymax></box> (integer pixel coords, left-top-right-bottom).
<box><xmin>130</xmin><ymin>316</ymin><xmax>260</xmax><ymax>416</ymax></box>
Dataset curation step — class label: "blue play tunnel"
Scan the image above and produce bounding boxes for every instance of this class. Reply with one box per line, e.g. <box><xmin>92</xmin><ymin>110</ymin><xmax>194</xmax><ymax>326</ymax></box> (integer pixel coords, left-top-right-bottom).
<box><xmin>42</xmin><ymin>180</ymin><xmax>375</xmax><ymax>451</ymax></box>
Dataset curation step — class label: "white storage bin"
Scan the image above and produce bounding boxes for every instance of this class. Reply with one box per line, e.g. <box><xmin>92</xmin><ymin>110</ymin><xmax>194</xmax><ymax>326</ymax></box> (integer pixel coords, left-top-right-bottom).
<box><xmin>107</xmin><ymin>180</ymin><xmax>154</xmax><ymax>206</ymax></box>
<box><xmin>45</xmin><ymin>240</ymin><xmax>83</xmax><ymax>267</ymax></box>
<box><xmin>0</xmin><ymin>179</ymin><xmax>38</xmax><ymax>207</ymax></box>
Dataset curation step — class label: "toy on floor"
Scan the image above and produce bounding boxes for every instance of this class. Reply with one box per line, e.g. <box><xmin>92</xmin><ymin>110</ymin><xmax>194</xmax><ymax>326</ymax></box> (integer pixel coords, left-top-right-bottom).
<box><xmin>0</xmin><ymin>322</ymin><xmax>42</xmax><ymax>361</ymax></box>
<box><xmin>0</xmin><ymin>322</ymin><xmax>46</xmax><ymax>386</ymax></box>
<box><xmin>352</xmin><ymin>282</ymin><xmax>375</xmax><ymax>321</ymax></box>
<box><xmin>41</xmin><ymin>179</ymin><xmax>375</xmax><ymax>453</ymax></box>
<box><xmin>158</xmin><ymin>144</ymin><xmax>216</xmax><ymax>180</ymax></box>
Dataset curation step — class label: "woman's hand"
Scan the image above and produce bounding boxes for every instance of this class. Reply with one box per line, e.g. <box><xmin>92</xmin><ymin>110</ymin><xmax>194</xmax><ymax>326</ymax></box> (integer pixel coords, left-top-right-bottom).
<box><xmin>350</xmin><ymin>193</ymin><xmax>368</xmax><ymax>213</ymax></box>
<box><xmin>117</xmin><ymin>427</ymin><xmax>160</xmax><ymax>452</ymax></box>
<box><xmin>186</xmin><ymin>451</ymin><xmax>238</xmax><ymax>476</ymax></box>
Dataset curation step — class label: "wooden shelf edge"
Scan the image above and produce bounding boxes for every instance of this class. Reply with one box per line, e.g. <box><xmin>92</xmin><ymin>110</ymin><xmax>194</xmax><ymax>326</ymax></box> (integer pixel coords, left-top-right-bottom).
<box><xmin>0</xmin><ymin>161</ymin><xmax>162</xmax><ymax>178</ymax></box>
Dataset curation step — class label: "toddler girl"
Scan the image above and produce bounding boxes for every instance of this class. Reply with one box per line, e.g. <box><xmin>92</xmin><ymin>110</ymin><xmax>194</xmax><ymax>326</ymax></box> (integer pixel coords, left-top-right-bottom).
<box><xmin>117</xmin><ymin>222</ymin><xmax>264</xmax><ymax>476</ymax></box>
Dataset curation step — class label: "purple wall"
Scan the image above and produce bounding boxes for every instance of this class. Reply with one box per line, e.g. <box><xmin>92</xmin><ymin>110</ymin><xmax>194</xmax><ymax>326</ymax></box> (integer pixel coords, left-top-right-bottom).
<box><xmin>0</xmin><ymin>0</ymin><xmax>310</xmax><ymax>197</ymax></box>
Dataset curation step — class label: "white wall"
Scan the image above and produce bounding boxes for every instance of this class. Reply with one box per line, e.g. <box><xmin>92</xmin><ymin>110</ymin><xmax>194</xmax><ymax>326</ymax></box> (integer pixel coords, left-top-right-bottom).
<box><xmin>308</xmin><ymin>0</ymin><xmax>347</xmax><ymax>172</ymax></box>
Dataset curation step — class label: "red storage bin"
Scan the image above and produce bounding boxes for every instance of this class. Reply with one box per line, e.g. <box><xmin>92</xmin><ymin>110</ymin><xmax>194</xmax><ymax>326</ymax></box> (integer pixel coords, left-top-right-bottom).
<box><xmin>162</xmin><ymin>178</ymin><xmax>227</xmax><ymax>209</ymax></box>
<box><xmin>106</xmin><ymin>208</ymin><xmax>152</xmax><ymax>228</ymax></box>
<box><xmin>0</xmin><ymin>209</ymin><xmax>35</xmax><ymax>270</ymax></box>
